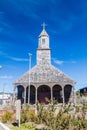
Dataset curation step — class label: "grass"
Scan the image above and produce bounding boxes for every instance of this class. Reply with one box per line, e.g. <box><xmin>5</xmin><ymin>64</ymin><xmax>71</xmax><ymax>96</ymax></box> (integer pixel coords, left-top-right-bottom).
<box><xmin>10</xmin><ymin>122</ymin><xmax>35</xmax><ymax>130</ymax></box>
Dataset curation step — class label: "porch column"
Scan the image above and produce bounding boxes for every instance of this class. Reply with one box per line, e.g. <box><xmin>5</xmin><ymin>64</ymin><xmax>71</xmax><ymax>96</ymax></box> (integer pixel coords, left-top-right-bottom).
<box><xmin>35</xmin><ymin>87</ymin><xmax>37</xmax><ymax>104</ymax></box>
<box><xmin>51</xmin><ymin>87</ymin><xmax>53</xmax><ymax>103</ymax></box>
<box><xmin>24</xmin><ymin>87</ymin><xmax>26</xmax><ymax>104</ymax></box>
<box><xmin>62</xmin><ymin>87</ymin><xmax>65</xmax><ymax>106</ymax></box>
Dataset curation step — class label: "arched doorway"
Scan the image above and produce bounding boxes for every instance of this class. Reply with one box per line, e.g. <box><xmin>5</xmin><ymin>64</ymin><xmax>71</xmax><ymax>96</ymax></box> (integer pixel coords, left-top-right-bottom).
<box><xmin>26</xmin><ymin>86</ymin><xmax>28</xmax><ymax>103</ymax></box>
<box><xmin>30</xmin><ymin>85</ymin><xmax>36</xmax><ymax>104</ymax></box>
<box><xmin>37</xmin><ymin>85</ymin><xmax>51</xmax><ymax>103</ymax></box>
<box><xmin>17</xmin><ymin>85</ymin><xmax>24</xmax><ymax>104</ymax></box>
<box><xmin>53</xmin><ymin>85</ymin><xmax>62</xmax><ymax>103</ymax></box>
<box><xmin>26</xmin><ymin>85</ymin><xmax>36</xmax><ymax>104</ymax></box>
<box><xmin>64</xmin><ymin>85</ymin><xmax>72</xmax><ymax>103</ymax></box>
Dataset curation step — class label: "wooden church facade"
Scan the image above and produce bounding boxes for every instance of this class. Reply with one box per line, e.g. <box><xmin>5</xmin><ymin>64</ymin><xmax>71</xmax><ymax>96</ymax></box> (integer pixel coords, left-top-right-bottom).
<box><xmin>14</xmin><ymin>24</ymin><xmax>76</xmax><ymax>104</ymax></box>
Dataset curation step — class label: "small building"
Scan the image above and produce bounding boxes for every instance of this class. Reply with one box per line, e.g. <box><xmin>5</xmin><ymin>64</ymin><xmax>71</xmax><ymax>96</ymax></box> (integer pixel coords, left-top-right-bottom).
<box><xmin>79</xmin><ymin>87</ymin><xmax>87</xmax><ymax>97</ymax></box>
<box><xmin>0</xmin><ymin>93</ymin><xmax>11</xmax><ymax>105</ymax></box>
<box><xmin>14</xmin><ymin>24</ymin><xmax>76</xmax><ymax>104</ymax></box>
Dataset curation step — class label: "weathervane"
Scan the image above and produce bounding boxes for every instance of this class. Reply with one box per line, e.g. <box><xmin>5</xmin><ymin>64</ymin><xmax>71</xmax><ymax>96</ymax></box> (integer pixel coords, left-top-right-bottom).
<box><xmin>41</xmin><ymin>22</ymin><xmax>47</xmax><ymax>30</ymax></box>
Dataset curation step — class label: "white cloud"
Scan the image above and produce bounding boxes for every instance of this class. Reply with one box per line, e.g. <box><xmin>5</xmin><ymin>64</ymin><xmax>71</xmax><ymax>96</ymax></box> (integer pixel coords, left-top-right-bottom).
<box><xmin>8</xmin><ymin>56</ymin><xmax>28</xmax><ymax>62</ymax></box>
<box><xmin>0</xmin><ymin>76</ymin><xmax>13</xmax><ymax>79</ymax></box>
<box><xmin>53</xmin><ymin>58</ymin><xmax>76</xmax><ymax>65</ymax></box>
<box><xmin>53</xmin><ymin>59</ymin><xmax>64</xmax><ymax>65</ymax></box>
<box><xmin>0</xmin><ymin>65</ymin><xmax>2</xmax><ymax>69</ymax></box>
<box><xmin>0</xmin><ymin>51</ymin><xmax>28</xmax><ymax>62</ymax></box>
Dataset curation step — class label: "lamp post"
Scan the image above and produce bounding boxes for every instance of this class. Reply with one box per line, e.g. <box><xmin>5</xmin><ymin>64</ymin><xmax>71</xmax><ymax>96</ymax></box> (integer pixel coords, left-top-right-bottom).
<box><xmin>28</xmin><ymin>53</ymin><xmax>32</xmax><ymax>104</ymax></box>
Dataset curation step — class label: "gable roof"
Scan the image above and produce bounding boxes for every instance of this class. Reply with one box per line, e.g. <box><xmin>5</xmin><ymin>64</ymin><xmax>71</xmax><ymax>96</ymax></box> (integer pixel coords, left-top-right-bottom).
<box><xmin>39</xmin><ymin>29</ymin><xmax>49</xmax><ymax>37</ymax></box>
<box><xmin>14</xmin><ymin>64</ymin><xmax>75</xmax><ymax>85</ymax></box>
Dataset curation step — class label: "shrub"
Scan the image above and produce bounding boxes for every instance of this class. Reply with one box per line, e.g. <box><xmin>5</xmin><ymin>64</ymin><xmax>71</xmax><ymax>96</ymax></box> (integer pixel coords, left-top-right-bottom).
<box><xmin>20</xmin><ymin>104</ymin><xmax>37</xmax><ymax>124</ymax></box>
<box><xmin>2</xmin><ymin>111</ymin><xmax>13</xmax><ymax>123</ymax></box>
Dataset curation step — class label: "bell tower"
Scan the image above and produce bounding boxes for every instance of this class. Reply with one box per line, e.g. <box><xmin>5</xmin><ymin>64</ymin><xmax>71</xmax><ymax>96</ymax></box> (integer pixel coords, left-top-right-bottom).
<box><xmin>38</xmin><ymin>23</ymin><xmax>49</xmax><ymax>49</ymax></box>
<box><xmin>37</xmin><ymin>23</ymin><xmax>51</xmax><ymax>65</ymax></box>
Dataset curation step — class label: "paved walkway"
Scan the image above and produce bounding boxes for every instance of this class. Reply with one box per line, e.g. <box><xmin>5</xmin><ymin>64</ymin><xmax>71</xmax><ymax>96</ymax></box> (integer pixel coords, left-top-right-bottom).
<box><xmin>0</xmin><ymin>122</ymin><xmax>10</xmax><ymax>130</ymax></box>
<box><xmin>0</xmin><ymin>126</ymin><xmax>5</xmax><ymax>130</ymax></box>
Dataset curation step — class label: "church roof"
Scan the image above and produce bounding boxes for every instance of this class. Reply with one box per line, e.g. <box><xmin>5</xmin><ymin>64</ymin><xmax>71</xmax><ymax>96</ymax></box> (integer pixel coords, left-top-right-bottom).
<box><xmin>39</xmin><ymin>29</ymin><xmax>49</xmax><ymax>37</ymax></box>
<box><xmin>14</xmin><ymin>64</ymin><xmax>75</xmax><ymax>85</ymax></box>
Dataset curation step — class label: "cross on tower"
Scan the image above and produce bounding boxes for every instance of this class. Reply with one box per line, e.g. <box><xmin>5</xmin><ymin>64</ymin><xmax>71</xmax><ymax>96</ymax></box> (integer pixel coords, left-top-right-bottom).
<box><xmin>41</xmin><ymin>22</ymin><xmax>47</xmax><ymax>30</ymax></box>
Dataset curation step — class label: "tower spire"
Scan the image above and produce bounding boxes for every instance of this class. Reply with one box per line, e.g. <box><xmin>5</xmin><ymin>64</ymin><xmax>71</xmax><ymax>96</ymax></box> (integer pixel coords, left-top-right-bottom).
<box><xmin>41</xmin><ymin>22</ymin><xmax>47</xmax><ymax>30</ymax></box>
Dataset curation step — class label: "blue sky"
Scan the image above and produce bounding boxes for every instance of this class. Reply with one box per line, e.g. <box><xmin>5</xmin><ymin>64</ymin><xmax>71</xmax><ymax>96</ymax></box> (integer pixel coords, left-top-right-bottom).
<box><xmin>0</xmin><ymin>0</ymin><xmax>87</xmax><ymax>93</ymax></box>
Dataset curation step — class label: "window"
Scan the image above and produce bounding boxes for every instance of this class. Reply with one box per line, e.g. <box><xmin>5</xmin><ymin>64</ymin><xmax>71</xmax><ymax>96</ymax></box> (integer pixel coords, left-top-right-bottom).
<box><xmin>42</xmin><ymin>38</ymin><xmax>45</xmax><ymax>44</ymax></box>
<box><xmin>84</xmin><ymin>88</ymin><xmax>86</xmax><ymax>93</ymax></box>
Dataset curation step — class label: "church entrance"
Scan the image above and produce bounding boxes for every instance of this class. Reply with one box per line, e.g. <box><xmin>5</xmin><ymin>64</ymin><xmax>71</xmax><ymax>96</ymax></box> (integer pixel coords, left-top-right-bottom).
<box><xmin>26</xmin><ymin>85</ymin><xmax>36</xmax><ymax>104</ymax></box>
<box><xmin>37</xmin><ymin>85</ymin><xmax>51</xmax><ymax>103</ymax></box>
<box><xmin>53</xmin><ymin>85</ymin><xmax>62</xmax><ymax>103</ymax></box>
<box><xmin>30</xmin><ymin>85</ymin><xmax>36</xmax><ymax>104</ymax></box>
<box><xmin>17</xmin><ymin>85</ymin><xmax>24</xmax><ymax>104</ymax></box>
<box><xmin>64</xmin><ymin>85</ymin><xmax>72</xmax><ymax>103</ymax></box>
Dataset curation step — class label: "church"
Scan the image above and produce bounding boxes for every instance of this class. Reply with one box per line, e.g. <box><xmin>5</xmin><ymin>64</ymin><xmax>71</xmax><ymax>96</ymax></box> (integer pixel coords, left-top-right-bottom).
<box><xmin>14</xmin><ymin>24</ymin><xmax>76</xmax><ymax>105</ymax></box>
